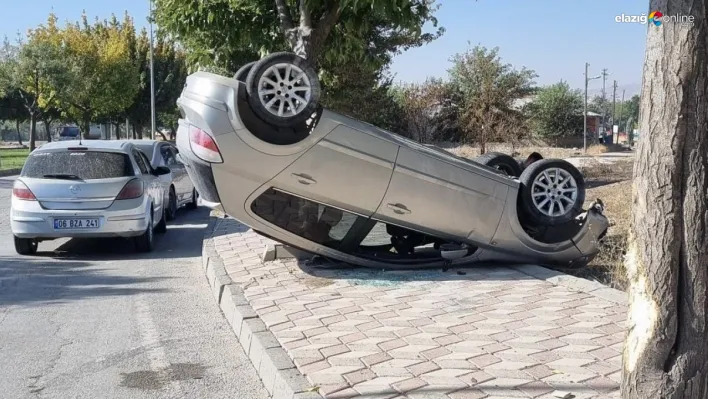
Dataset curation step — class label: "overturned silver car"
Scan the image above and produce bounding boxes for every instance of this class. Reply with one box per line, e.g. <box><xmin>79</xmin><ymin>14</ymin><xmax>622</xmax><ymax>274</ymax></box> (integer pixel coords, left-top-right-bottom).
<box><xmin>175</xmin><ymin>52</ymin><xmax>609</xmax><ymax>269</ymax></box>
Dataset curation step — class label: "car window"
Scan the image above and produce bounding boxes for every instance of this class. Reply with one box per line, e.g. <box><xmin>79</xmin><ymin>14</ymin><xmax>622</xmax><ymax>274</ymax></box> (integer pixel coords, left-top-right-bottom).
<box><xmin>134</xmin><ymin>145</ymin><xmax>155</xmax><ymax>164</ymax></box>
<box><xmin>161</xmin><ymin>145</ymin><xmax>178</xmax><ymax>166</ymax></box>
<box><xmin>250</xmin><ymin>188</ymin><xmax>359</xmax><ymax>248</ymax></box>
<box><xmin>22</xmin><ymin>150</ymin><xmax>134</xmax><ymax>179</ymax></box>
<box><xmin>138</xmin><ymin>151</ymin><xmax>155</xmax><ymax>174</ymax></box>
<box><xmin>132</xmin><ymin>149</ymin><xmax>150</xmax><ymax>175</ymax></box>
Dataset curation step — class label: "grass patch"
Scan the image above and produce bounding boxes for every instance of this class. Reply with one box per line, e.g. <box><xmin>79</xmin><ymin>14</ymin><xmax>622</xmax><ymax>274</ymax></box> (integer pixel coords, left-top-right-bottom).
<box><xmin>569</xmin><ymin>160</ymin><xmax>634</xmax><ymax>291</ymax></box>
<box><xmin>0</xmin><ymin>148</ymin><xmax>29</xmax><ymax>170</ymax></box>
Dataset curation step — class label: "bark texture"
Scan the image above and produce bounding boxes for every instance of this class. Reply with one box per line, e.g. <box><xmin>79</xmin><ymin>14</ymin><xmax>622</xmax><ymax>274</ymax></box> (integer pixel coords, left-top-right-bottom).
<box><xmin>622</xmin><ymin>1</ymin><xmax>708</xmax><ymax>398</ymax></box>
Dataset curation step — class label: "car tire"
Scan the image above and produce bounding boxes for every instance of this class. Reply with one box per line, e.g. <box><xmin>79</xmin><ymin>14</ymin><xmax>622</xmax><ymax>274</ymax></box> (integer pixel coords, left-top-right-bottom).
<box><xmin>135</xmin><ymin>212</ymin><xmax>155</xmax><ymax>252</ymax></box>
<box><xmin>234</xmin><ymin>61</ymin><xmax>256</xmax><ymax>82</ymax></box>
<box><xmin>186</xmin><ymin>188</ymin><xmax>198</xmax><ymax>210</ymax></box>
<box><xmin>166</xmin><ymin>187</ymin><xmax>177</xmax><ymax>221</ymax></box>
<box><xmin>245</xmin><ymin>52</ymin><xmax>321</xmax><ymax>128</ymax></box>
<box><xmin>475</xmin><ymin>152</ymin><xmax>523</xmax><ymax>177</ymax></box>
<box><xmin>518</xmin><ymin>159</ymin><xmax>586</xmax><ymax>226</ymax></box>
<box><xmin>14</xmin><ymin>236</ymin><xmax>38</xmax><ymax>255</ymax></box>
<box><xmin>155</xmin><ymin>207</ymin><xmax>167</xmax><ymax>234</ymax></box>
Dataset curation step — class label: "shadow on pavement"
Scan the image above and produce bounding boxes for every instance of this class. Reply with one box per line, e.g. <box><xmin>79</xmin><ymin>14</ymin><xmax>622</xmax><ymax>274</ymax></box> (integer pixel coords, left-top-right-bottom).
<box><xmin>0</xmin><ymin>179</ymin><xmax>14</xmax><ymax>190</ymax></box>
<box><xmin>0</xmin><ymin>257</ymin><xmax>169</xmax><ymax>306</ymax></box>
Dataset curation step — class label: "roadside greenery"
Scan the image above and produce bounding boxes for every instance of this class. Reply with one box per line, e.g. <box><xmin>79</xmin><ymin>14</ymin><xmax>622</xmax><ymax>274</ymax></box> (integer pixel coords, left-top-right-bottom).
<box><xmin>0</xmin><ymin>7</ymin><xmax>640</xmax><ymax>152</ymax></box>
<box><xmin>0</xmin><ymin>13</ymin><xmax>188</xmax><ymax>149</ymax></box>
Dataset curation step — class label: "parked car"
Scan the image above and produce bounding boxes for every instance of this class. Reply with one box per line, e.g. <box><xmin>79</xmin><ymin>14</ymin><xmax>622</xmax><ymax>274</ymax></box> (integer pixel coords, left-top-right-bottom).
<box><xmin>126</xmin><ymin>139</ymin><xmax>198</xmax><ymax>220</ymax></box>
<box><xmin>55</xmin><ymin>126</ymin><xmax>81</xmax><ymax>141</ymax></box>
<box><xmin>174</xmin><ymin>52</ymin><xmax>609</xmax><ymax>269</ymax></box>
<box><xmin>10</xmin><ymin>140</ymin><xmax>171</xmax><ymax>255</ymax></box>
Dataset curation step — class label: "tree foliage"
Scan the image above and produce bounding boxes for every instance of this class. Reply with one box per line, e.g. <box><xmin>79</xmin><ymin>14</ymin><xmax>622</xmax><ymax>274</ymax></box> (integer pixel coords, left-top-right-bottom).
<box><xmin>528</xmin><ymin>81</ymin><xmax>584</xmax><ymax>138</ymax></box>
<box><xmin>0</xmin><ymin>32</ymin><xmax>69</xmax><ymax>149</ymax></box>
<box><xmin>447</xmin><ymin>44</ymin><xmax>536</xmax><ymax>152</ymax></box>
<box><xmin>154</xmin><ymin>0</ymin><xmax>443</xmax><ymax>71</ymax></box>
<box><xmin>31</xmin><ymin>13</ymin><xmax>140</xmax><ymax>138</ymax></box>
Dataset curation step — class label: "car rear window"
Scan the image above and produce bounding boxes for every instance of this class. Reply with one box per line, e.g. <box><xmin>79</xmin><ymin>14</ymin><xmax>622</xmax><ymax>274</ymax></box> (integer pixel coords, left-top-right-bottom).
<box><xmin>21</xmin><ymin>150</ymin><xmax>134</xmax><ymax>180</ymax></box>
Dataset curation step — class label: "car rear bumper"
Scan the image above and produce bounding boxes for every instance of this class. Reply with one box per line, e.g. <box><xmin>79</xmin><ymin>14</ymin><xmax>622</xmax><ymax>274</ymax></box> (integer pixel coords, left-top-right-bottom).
<box><xmin>10</xmin><ymin>197</ymin><xmax>151</xmax><ymax>239</ymax></box>
<box><xmin>176</xmin><ymin>120</ymin><xmax>223</xmax><ymax>212</ymax></box>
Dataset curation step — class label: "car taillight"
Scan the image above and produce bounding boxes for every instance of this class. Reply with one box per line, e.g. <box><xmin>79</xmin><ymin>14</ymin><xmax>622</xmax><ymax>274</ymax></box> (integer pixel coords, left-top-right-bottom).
<box><xmin>189</xmin><ymin>126</ymin><xmax>223</xmax><ymax>163</ymax></box>
<box><xmin>116</xmin><ymin>179</ymin><xmax>144</xmax><ymax>200</ymax></box>
<box><xmin>12</xmin><ymin>180</ymin><xmax>36</xmax><ymax>201</ymax></box>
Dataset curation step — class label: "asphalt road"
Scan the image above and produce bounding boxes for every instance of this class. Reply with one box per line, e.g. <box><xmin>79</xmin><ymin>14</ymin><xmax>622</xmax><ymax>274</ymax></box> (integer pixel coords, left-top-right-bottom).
<box><xmin>0</xmin><ymin>176</ymin><xmax>268</xmax><ymax>399</ymax></box>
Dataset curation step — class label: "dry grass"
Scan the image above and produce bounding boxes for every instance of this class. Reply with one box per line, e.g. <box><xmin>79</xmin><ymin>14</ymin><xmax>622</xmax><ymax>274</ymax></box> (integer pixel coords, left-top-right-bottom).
<box><xmin>440</xmin><ymin>143</ymin><xmax>619</xmax><ymax>159</ymax></box>
<box><xmin>565</xmin><ymin>159</ymin><xmax>634</xmax><ymax>291</ymax></box>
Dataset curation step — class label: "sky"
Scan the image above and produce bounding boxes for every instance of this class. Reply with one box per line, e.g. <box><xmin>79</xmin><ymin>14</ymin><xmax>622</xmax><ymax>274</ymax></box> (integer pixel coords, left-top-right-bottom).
<box><xmin>1</xmin><ymin>0</ymin><xmax>650</xmax><ymax>97</ymax></box>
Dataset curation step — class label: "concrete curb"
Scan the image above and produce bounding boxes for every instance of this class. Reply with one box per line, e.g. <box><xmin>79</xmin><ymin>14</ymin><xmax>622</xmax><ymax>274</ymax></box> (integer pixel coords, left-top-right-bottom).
<box><xmin>201</xmin><ymin>214</ymin><xmax>322</xmax><ymax>399</ymax></box>
<box><xmin>512</xmin><ymin>264</ymin><xmax>628</xmax><ymax>305</ymax></box>
<box><xmin>0</xmin><ymin>169</ymin><xmax>21</xmax><ymax>177</ymax></box>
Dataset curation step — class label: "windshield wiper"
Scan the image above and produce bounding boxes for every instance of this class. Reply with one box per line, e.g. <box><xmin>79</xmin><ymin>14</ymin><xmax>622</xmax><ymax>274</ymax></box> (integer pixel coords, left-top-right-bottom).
<box><xmin>42</xmin><ymin>174</ymin><xmax>84</xmax><ymax>181</ymax></box>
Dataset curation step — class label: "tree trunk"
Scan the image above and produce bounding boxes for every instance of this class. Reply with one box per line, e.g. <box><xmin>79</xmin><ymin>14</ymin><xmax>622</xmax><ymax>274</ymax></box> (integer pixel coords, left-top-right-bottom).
<box><xmin>15</xmin><ymin>120</ymin><xmax>22</xmax><ymax>146</ymax></box>
<box><xmin>621</xmin><ymin>1</ymin><xmax>708</xmax><ymax>398</ymax></box>
<box><xmin>43</xmin><ymin>118</ymin><xmax>53</xmax><ymax>143</ymax></box>
<box><xmin>29</xmin><ymin>113</ymin><xmax>37</xmax><ymax>151</ymax></box>
<box><xmin>136</xmin><ymin>124</ymin><xmax>143</xmax><ymax>139</ymax></box>
<box><xmin>114</xmin><ymin>122</ymin><xmax>121</xmax><ymax>140</ymax></box>
<box><xmin>82</xmin><ymin>118</ymin><xmax>91</xmax><ymax>140</ymax></box>
<box><xmin>132</xmin><ymin>124</ymin><xmax>136</xmax><ymax>139</ymax></box>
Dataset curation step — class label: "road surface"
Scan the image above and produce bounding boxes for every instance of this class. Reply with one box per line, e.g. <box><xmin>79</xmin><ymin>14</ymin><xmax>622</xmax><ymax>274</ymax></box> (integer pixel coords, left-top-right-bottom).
<box><xmin>0</xmin><ymin>175</ymin><xmax>268</xmax><ymax>399</ymax></box>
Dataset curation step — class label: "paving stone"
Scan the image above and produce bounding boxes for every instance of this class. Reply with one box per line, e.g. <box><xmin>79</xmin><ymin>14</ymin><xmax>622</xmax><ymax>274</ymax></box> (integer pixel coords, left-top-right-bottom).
<box><xmin>344</xmin><ymin>368</ymin><xmax>378</xmax><ymax>385</ymax></box>
<box><xmin>407</xmin><ymin>361</ymin><xmax>441</xmax><ymax>376</ymax></box>
<box><xmin>392</xmin><ymin>377</ymin><xmax>428</xmax><ymax>393</ymax></box>
<box><xmin>212</xmin><ymin>220</ymin><xmax>628</xmax><ymax>399</ymax></box>
<box><xmin>517</xmin><ymin>380</ymin><xmax>554</xmax><ymax>397</ymax></box>
<box><xmin>447</xmin><ymin>388</ymin><xmax>492</xmax><ymax>398</ymax></box>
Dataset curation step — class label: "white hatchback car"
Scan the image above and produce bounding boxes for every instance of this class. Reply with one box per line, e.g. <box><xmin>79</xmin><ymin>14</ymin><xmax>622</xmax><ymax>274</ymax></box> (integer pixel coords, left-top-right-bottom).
<box><xmin>125</xmin><ymin>139</ymin><xmax>198</xmax><ymax>220</ymax></box>
<box><xmin>10</xmin><ymin>140</ymin><xmax>170</xmax><ymax>255</ymax></box>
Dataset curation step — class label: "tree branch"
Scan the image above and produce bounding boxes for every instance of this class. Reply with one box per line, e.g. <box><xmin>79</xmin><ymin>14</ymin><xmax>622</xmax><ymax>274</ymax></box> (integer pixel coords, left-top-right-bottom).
<box><xmin>309</xmin><ymin>4</ymin><xmax>342</xmax><ymax>61</ymax></box>
<box><xmin>274</xmin><ymin>0</ymin><xmax>297</xmax><ymax>47</ymax></box>
<box><xmin>299</xmin><ymin>0</ymin><xmax>312</xmax><ymax>29</ymax></box>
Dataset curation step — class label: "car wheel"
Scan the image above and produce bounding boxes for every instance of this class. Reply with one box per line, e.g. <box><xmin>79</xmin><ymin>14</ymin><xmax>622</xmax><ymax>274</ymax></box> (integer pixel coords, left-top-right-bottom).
<box><xmin>135</xmin><ymin>212</ymin><xmax>155</xmax><ymax>252</ymax></box>
<box><xmin>234</xmin><ymin>61</ymin><xmax>256</xmax><ymax>82</ymax></box>
<box><xmin>475</xmin><ymin>152</ymin><xmax>523</xmax><ymax>177</ymax></box>
<box><xmin>14</xmin><ymin>236</ymin><xmax>38</xmax><ymax>255</ymax></box>
<box><xmin>186</xmin><ymin>188</ymin><xmax>198</xmax><ymax>210</ymax></box>
<box><xmin>518</xmin><ymin>159</ymin><xmax>586</xmax><ymax>226</ymax></box>
<box><xmin>155</xmin><ymin>207</ymin><xmax>167</xmax><ymax>234</ymax></box>
<box><xmin>245</xmin><ymin>52</ymin><xmax>321</xmax><ymax>128</ymax></box>
<box><xmin>166</xmin><ymin>187</ymin><xmax>177</xmax><ymax>221</ymax></box>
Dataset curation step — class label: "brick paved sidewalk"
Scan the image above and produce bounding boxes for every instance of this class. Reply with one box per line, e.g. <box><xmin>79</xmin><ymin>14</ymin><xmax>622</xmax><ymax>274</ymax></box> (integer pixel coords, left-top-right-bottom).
<box><xmin>211</xmin><ymin>216</ymin><xmax>627</xmax><ymax>399</ymax></box>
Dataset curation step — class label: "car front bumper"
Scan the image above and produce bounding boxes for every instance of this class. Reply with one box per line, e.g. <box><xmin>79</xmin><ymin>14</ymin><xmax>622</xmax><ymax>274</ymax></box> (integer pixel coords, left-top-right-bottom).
<box><xmin>11</xmin><ymin>196</ymin><xmax>151</xmax><ymax>239</ymax></box>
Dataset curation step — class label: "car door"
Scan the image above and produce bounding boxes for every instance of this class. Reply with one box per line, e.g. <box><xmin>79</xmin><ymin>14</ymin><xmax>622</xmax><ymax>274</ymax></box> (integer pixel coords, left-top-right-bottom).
<box><xmin>373</xmin><ymin>145</ymin><xmax>509</xmax><ymax>244</ymax></box>
<box><xmin>159</xmin><ymin>143</ymin><xmax>189</xmax><ymax>201</ymax></box>
<box><xmin>267</xmin><ymin>124</ymin><xmax>399</xmax><ymax>217</ymax></box>
<box><xmin>133</xmin><ymin>148</ymin><xmax>163</xmax><ymax>218</ymax></box>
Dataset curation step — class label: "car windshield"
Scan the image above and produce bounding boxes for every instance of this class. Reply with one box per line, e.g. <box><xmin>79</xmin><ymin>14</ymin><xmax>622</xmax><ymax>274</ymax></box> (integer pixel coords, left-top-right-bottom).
<box><xmin>21</xmin><ymin>150</ymin><xmax>134</xmax><ymax>180</ymax></box>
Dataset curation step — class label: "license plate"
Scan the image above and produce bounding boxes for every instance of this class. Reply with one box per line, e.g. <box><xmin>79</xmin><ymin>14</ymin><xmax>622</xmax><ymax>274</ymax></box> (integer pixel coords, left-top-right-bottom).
<box><xmin>53</xmin><ymin>218</ymin><xmax>99</xmax><ymax>230</ymax></box>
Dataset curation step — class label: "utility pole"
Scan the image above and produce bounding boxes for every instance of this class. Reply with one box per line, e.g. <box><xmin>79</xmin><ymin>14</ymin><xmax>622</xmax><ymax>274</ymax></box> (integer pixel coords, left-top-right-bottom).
<box><xmin>149</xmin><ymin>0</ymin><xmax>156</xmax><ymax>140</ymax></box>
<box><xmin>584</xmin><ymin>63</ymin><xmax>601</xmax><ymax>153</ymax></box>
<box><xmin>612</xmin><ymin>80</ymin><xmax>617</xmax><ymax>126</ymax></box>
<box><xmin>620</xmin><ymin>89</ymin><xmax>626</xmax><ymax>145</ymax></box>
<box><xmin>600</xmin><ymin>69</ymin><xmax>609</xmax><ymax>138</ymax></box>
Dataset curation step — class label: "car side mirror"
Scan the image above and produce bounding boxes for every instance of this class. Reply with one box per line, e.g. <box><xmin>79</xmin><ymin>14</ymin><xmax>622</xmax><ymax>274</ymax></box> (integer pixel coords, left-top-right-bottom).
<box><xmin>153</xmin><ymin>166</ymin><xmax>171</xmax><ymax>176</ymax></box>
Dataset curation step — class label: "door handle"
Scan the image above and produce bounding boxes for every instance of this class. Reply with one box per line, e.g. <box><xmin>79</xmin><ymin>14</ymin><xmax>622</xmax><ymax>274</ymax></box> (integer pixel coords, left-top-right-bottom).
<box><xmin>291</xmin><ymin>173</ymin><xmax>316</xmax><ymax>185</ymax></box>
<box><xmin>386</xmin><ymin>203</ymin><xmax>411</xmax><ymax>215</ymax></box>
